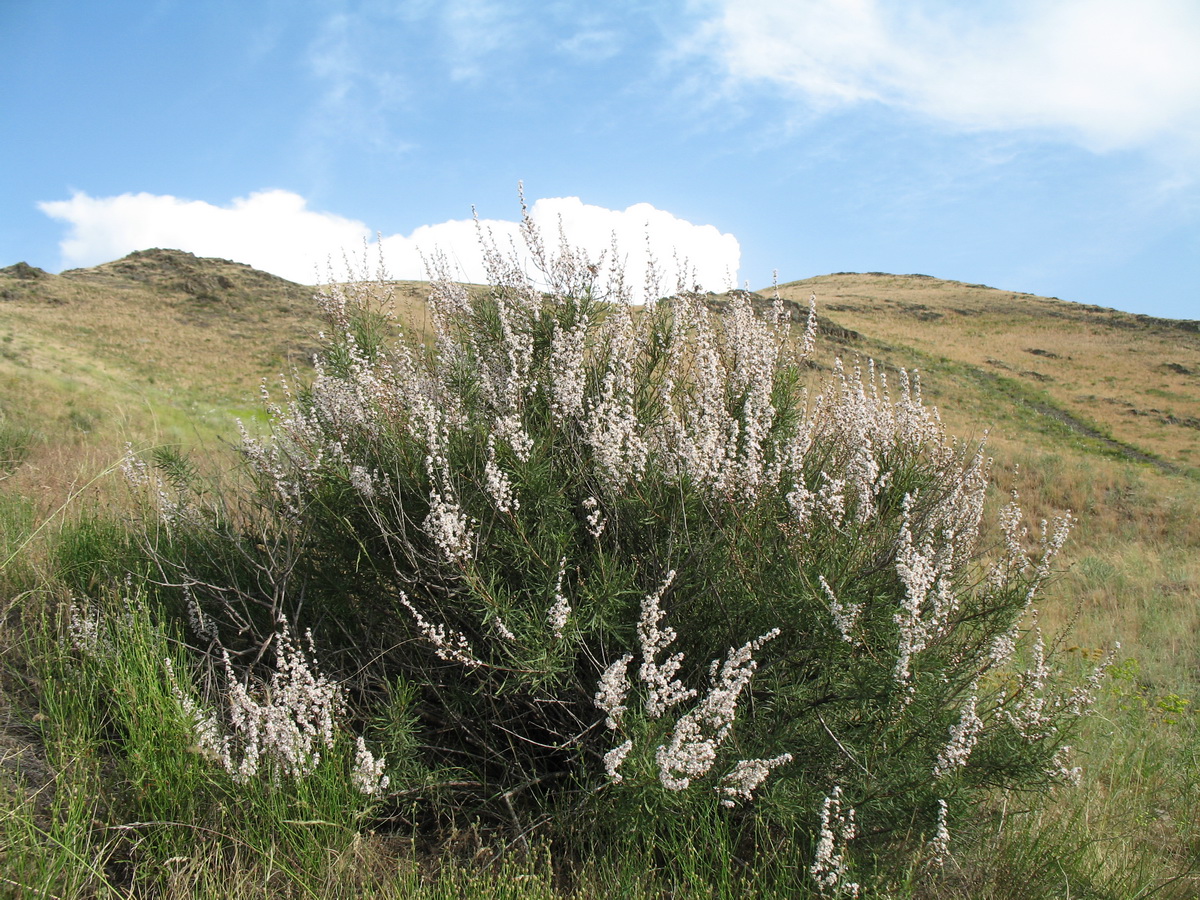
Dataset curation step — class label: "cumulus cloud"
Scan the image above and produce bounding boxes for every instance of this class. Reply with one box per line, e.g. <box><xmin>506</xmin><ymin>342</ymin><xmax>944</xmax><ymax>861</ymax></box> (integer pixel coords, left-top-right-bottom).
<box><xmin>39</xmin><ymin>190</ymin><xmax>374</xmax><ymax>283</ymax></box>
<box><xmin>701</xmin><ymin>0</ymin><xmax>1200</xmax><ymax>154</ymax></box>
<box><xmin>38</xmin><ymin>190</ymin><xmax>740</xmax><ymax>297</ymax></box>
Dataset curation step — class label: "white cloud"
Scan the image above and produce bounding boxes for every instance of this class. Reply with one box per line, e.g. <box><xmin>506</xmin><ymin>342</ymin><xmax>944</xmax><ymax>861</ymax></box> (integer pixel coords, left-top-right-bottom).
<box><xmin>38</xmin><ymin>190</ymin><xmax>741</xmax><ymax>297</ymax></box>
<box><xmin>387</xmin><ymin>196</ymin><xmax>740</xmax><ymax>295</ymax></box>
<box><xmin>702</xmin><ymin>0</ymin><xmax>1200</xmax><ymax>154</ymax></box>
<box><xmin>39</xmin><ymin>190</ymin><xmax>375</xmax><ymax>284</ymax></box>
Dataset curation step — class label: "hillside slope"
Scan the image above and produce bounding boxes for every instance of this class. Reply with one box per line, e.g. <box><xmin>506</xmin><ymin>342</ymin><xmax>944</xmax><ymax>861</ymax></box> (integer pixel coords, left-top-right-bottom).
<box><xmin>0</xmin><ymin>249</ymin><xmax>319</xmax><ymax>425</ymax></box>
<box><xmin>776</xmin><ymin>272</ymin><xmax>1200</xmax><ymax>476</ymax></box>
<box><xmin>2</xmin><ymin>252</ymin><xmax>1197</xmax><ymax>485</ymax></box>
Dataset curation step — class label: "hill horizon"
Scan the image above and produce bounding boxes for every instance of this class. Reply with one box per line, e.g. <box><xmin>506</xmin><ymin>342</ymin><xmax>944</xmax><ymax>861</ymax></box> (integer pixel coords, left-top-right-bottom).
<box><xmin>1</xmin><ymin>247</ymin><xmax>1197</xmax><ymax>484</ymax></box>
<box><xmin>9</xmin><ymin>246</ymin><xmax>1200</xmax><ymax>326</ymax></box>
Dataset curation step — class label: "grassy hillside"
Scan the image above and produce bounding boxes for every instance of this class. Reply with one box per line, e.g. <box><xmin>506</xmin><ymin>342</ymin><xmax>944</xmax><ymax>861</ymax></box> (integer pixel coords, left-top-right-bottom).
<box><xmin>4</xmin><ymin>253</ymin><xmax>1194</xmax><ymax>480</ymax></box>
<box><xmin>0</xmin><ymin>250</ymin><xmax>316</xmax><ymax>445</ymax></box>
<box><xmin>750</xmin><ymin>273</ymin><xmax>1200</xmax><ymax>694</ymax></box>
<box><xmin>777</xmin><ymin>272</ymin><xmax>1200</xmax><ymax>476</ymax></box>
<box><xmin>0</xmin><ymin>250</ymin><xmax>447</xmax><ymax>513</ymax></box>
<box><xmin>1</xmin><ymin>252</ymin><xmax>1198</xmax><ymax>897</ymax></box>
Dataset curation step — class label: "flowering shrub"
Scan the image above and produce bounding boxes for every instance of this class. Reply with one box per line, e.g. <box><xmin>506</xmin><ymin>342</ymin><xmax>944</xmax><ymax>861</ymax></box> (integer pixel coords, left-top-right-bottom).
<box><xmin>136</xmin><ymin>209</ymin><xmax>1111</xmax><ymax>885</ymax></box>
<box><xmin>163</xmin><ymin>620</ymin><xmax>387</xmax><ymax>795</ymax></box>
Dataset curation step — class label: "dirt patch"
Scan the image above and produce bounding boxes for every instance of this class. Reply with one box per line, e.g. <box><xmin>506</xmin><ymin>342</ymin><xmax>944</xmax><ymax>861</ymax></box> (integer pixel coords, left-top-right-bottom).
<box><xmin>1124</xmin><ymin>407</ymin><xmax>1200</xmax><ymax>431</ymax></box>
<box><xmin>897</xmin><ymin>302</ymin><xmax>943</xmax><ymax>322</ymax></box>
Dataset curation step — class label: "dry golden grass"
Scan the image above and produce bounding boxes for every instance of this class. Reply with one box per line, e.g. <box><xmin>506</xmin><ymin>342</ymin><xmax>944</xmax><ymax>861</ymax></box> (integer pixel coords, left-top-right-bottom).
<box><xmin>1</xmin><ymin>251</ymin><xmax>320</xmax><ymax>417</ymax></box>
<box><xmin>0</xmin><ymin>252</ymin><xmax>443</xmax><ymax>527</ymax></box>
<box><xmin>777</xmin><ymin>273</ymin><xmax>1200</xmax><ymax>474</ymax></box>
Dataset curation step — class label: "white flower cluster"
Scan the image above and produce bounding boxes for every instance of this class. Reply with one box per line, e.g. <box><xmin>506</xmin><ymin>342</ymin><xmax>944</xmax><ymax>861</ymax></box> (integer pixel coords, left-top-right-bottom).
<box><xmin>635</xmin><ymin>571</ymin><xmax>696</xmax><ymax>718</ymax></box>
<box><xmin>594</xmin><ymin>653</ymin><xmax>634</xmax><ymax>731</ymax></box>
<box><xmin>1049</xmin><ymin>744</ymin><xmax>1083</xmax><ymax>786</ymax></box>
<box><xmin>585</xmin><ymin>307</ymin><xmax>650</xmax><ymax>490</ymax></box>
<box><xmin>183</xmin><ymin>584</ymin><xmax>218</xmax><ymax>643</ymax></box>
<box><xmin>892</xmin><ymin>491</ymin><xmax>972</xmax><ymax>690</ymax></box>
<box><xmin>483</xmin><ymin>436</ymin><xmax>519</xmax><ymax>514</ymax></box>
<box><xmin>820</xmin><ymin>576</ymin><xmax>861</xmax><ymax>644</ymax></box>
<box><xmin>926</xmin><ymin>798</ymin><xmax>951</xmax><ymax>867</ymax></box>
<box><xmin>582</xmin><ymin>495</ymin><xmax>607</xmax><ymax>539</ymax></box>
<box><xmin>718</xmin><ymin>753</ymin><xmax>793</xmax><ymax>807</ymax></box>
<box><xmin>933</xmin><ymin>685</ymin><xmax>983</xmax><ymax>778</ymax></box>
<box><xmin>811</xmin><ymin>785</ymin><xmax>860</xmax><ymax>898</ymax></box>
<box><xmin>166</xmin><ymin>623</ymin><xmax>389</xmax><ymax>795</ymax></box>
<box><xmin>781</xmin><ymin>362</ymin><xmax>976</xmax><ymax>550</ymax></box>
<box><xmin>651</xmin><ymin>291</ymin><xmax>791</xmax><ymax>500</ymax></box>
<box><xmin>492</xmin><ymin>616</ymin><xmax>517</xmax><ymax>642</ymax></box>
<box><xmin>398</xmin><ymin>592</ymin><xmax>481</xmax><ymax>668</ymax></box>
<box><xmin>167</xmin><ymin>622</ymin><xmax>353</xmax><ymax>785</ymax></box>
<box><xmin>67</xmin><ymin>583</ymin><xmax>140</xmax><ymax>660</ymax></box>
<box><xmin>1026</xmin><ymin>513</ymin><xmax>1074</xmax><ymax>605</ymax></box>
<box><xmin>798</xmin><ymin>294</ymin><xmax>818</xmax><ymax>358</ymax></box>
<box><xmin>549</xmin><ymin>316</ymin><xmax>589</xmax><ymax>422</ymax></box>
<box><xmin>989</xmin><ymin>489</ymin><xmax>1029</xmax><ymax>588</ymax></box>
<box><xmin>1064</xmin><ymin>644</ymin><xmax>1118</xmax><ymax>717</ymax></box>
<box><xmin>1003</xmin><ymin>617</ymin><xmax>1116</xmax><ymax>746</ymax></box>
<box><xmin>654</xmin><ymin>628</ymin><xmax>781</xmax><ymax>792</ymax></box>
<box><xmin>988</xmin><ymin>622</ymin><xmax>1020</xmax><ymax>668</ymax></box>
<box><xmin>593</xmin><ymin>572</ymin><xmax>784</xmax><ymax>803</ymax></box>
<box><xmin>423</xmin><ymin>440</ymin><xmax>474</xmax><ymax>563</ymax></box>
<box><xmin>67</xmin><ymin>600</ymin><xmax>110</xmax><ymax>657</ymax></box>
<box><xmin>603</xmin><ymin>739</ymin><xmax>634</xmax><ymax>783</ymax></box>
<box><xmin>547</xmin><ymin>557</ymin><xmax>571</xmax><ymax>639</ymax></box>
<box><xmin>166</xmin><ymin>657</ymin><xmax>229</xmax><ymax>767</ymax></box>
<box><xmin>1004</xmin><ymin>616</ymin><xmax>1062</xmax><ymax>735</ymax></box>
<box><xmin>352</xmin><ymin>735</ymin><xmax>391</xmax><ymax>796</ymax></box>
<box><xmin>120</xmin><ymin>442</ymin><xmax>199</xmax><ymax>528</ymax></box>
<box><xmin>349</xmin><ymin>464</ymin><xmax>377</xmax><ymax>500</ymax></box>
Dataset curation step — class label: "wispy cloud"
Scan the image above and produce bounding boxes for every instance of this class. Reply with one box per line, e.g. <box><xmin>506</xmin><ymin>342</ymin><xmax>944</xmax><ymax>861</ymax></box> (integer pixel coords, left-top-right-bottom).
<box><xmin>302</xmin><ymin>10</ymin><xmax>414</xmax><ymax>156</ymax></box>
<box><xmin>696</xmin><ymin>0</ymin><xmax>1200</xmax><ymax>155</ymax></box>
<box><xmin>437</xmin><ymin>0</ymin><xmax>522</xmax><ymax>82</ymax></box>
<box><xmin>556</xmin><ymin>27</ymin><xmax>623</xmax><ymax>62</ymax></box>
<box><xmin>38</xmin><ymin>190</ymin><xmax>741</xmax><ymax>296</ymax></box>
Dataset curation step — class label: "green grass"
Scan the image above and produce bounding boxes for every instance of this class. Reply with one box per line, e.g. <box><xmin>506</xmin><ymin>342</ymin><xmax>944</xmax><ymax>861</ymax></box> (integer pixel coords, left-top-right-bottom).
<box><xmin>1</xmin><ymin>582</ymin><xmax>383</xmax><ymax>898</ymax></box>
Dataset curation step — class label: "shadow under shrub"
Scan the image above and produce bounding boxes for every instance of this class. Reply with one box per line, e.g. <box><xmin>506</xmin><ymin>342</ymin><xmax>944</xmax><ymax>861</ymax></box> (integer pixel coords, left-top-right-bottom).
<box><xmin>129</xmin><ymin>215</ymin><xmax>1111</xmax><ymax>892</ymax></box>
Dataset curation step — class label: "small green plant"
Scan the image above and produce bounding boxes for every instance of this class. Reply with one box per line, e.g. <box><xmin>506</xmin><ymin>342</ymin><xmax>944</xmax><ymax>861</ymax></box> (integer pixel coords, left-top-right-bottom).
<box><xmin>2</xmin><ymin>579</ymin><xmax>387</xmax><ymax>897</ymax></box>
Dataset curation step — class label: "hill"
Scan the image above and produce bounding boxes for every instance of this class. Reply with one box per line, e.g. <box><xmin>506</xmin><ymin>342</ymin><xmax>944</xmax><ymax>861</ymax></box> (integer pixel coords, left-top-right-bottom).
<box><xmin>775</xmin><ymin>272</ymin><xmax>1200</xmax><ymax>477</ymax></box>
<box><xmin>0</xmin><ymin>248</ymin><xmax>318</xmax><ymax>423</ymax></box>
<box><xmin>2</xmin><ymin>252</ymin><xmax>1197</xmax><ymax>487</ymax></box>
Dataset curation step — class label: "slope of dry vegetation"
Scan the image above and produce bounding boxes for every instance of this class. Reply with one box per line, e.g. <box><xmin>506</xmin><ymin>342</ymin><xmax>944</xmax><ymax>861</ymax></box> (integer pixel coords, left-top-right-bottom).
<box><xmin>777</xmin><ymin>272</ymin><xmax>1200</xmax><ymax>475</ymax></box>
<box><xmin>0</xmin><ymin>253</ymin><xmax>1197</xmax><ymax>897</ymax></box>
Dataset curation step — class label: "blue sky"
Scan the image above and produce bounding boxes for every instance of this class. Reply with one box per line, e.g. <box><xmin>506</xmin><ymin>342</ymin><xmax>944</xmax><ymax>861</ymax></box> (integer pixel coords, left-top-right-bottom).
<box><xmin>3</xmin><ymin>0</ymin><xmax>1199</xmax><ymax>318</ymax></box>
